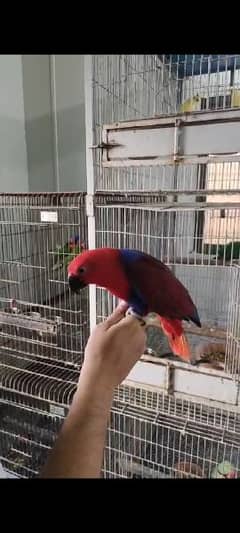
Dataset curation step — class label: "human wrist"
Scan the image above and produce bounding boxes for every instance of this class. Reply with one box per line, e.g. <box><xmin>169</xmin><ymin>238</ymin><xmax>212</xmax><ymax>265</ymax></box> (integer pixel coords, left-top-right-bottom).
<box><xmin>73</xmin><ymin>370</ymin><xmax>114</xmax><ymax>415</ymax></box>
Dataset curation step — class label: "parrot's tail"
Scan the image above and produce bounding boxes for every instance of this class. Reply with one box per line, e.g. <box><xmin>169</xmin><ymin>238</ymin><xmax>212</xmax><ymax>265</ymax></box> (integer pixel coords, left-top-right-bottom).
<box><xmin>159</xmin><ymin>316</ymin><xmax>191</xmax><ymax>362</ymax></box>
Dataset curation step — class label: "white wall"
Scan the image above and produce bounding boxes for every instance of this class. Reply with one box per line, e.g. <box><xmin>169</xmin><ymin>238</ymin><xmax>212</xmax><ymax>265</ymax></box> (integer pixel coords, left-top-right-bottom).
<box><xmin>22</xmin><ymin>54</ymin><xmax>86</xmax><ymax>193</ymax></box>
<box><xmin>0</xmin><ymin>55</ymin><xmax>28</xmax><ymax>192</ymax></box>
<box><xmin>22</xmin><ymin>55</ymin><xmax>55</xmax><ymax>192</ymax></box>
<box><xmin>54</xmin><ymin>55</ymin><xmax>86</xmax><ymax>191</ymax></box>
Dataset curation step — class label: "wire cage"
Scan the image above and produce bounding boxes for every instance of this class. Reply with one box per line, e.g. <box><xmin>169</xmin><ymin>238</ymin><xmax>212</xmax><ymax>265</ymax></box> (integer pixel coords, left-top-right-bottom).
<box><xmin>95</xmin><ymin>192</ymin><xmax>240</xmax><ymax>372</ymax></box>
<box><xmin>92</xmin><ymin>54</ymin><xmax>240</xmax><ymax>192</ymax></box>
<box><xmin>225</xmin><ymin>264</ymin><xmax>240</xmax><ymax>378</ymax></box>
<box><xmin>0</xmin><ymin>193</ymin><xmax>86</xmax><ymax>476</ymax></box>
<box><xmin>0</xmin><ymin>192</ymin><xmax>89</xmax><ymax>367</ymax></box>
<box><xmin>103</xmin><ymin>384</ymin><xmax>240</xmax><ymax>478</ymax></box>
<box><xmin>91</xmin><ymin>55</ymin><xmax>240</xmax><ymax>373</ymax></box>
<box><xmin>0</xmin><ymin>399</ymin><xmax>64</xmax><ymax>478</ymax></box>
<box><xmin>0</xmin><ymin>193</ymin><xmax>88</xmax><ymax>417</ymax></box>
<box><xmin>89</xmin><ymin>54</ymin><xmax>240</xmax><ymax>478</ymax></box>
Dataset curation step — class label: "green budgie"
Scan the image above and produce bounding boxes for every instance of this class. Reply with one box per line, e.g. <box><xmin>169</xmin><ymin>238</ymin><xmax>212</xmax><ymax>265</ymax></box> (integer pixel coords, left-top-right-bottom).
<box><xmin>211</xmin><ymin>461</ymin><xmax>237</xmax><ymax>479</ymax></box>
<box><xmin>52</xmin><ymin>235</ymin><xmax>85</xmax><ymax>272</ymax></box>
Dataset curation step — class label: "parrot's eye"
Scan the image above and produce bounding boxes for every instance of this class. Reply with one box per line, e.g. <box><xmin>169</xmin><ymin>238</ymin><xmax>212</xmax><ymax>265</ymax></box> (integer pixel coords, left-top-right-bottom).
<box><xmin>79</xmin><ymin>266</ymin><xmax>86</xmax><ymax>275</ymax></box>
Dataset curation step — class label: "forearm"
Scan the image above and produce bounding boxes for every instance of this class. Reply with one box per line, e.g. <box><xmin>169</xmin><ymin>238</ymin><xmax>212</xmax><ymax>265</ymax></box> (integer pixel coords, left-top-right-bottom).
<box><xmin>40</xmin><ymin>381</ymin><xmax>114</xmax><ymax>478</ymax></box>
<box><xmin>40</xmin><ymin>304</ymin><xmax>145</xmax><ymax>478</ymax></box>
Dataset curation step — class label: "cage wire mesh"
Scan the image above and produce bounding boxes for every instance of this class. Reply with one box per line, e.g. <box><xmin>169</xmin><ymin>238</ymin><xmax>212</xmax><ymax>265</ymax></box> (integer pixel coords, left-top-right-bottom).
<box><xmin>225</xmin><ymin>265</ymin><xmax>240</xmax><ymax>378</ymax></box>
<box><xmin>95</xmin><ymin>194</ymin><xmax>240</xmax><ymax>368</ymax></box>
<box><xmin>90</xmin><ymin>55</ymin><xmax>240</xmax><ymax>478</ymax></box>
<box><xmin>0</xmin><ymin>193</ymin><xmax>89</xmax><ymax>367</ymax></box>
<box><xmin>92</xmin><ymin>54</ymin><xmax>240</xmax><ymax>192</ymax></box>
<box><xmin>103</xmin><ymin>385</ymin><xmax>240</xmax><ymax>478</ymax></box>
<box><xmin>0</xmin><ymin>399</ymin><xmax>64</xmax><ymax>478</ymax></box>
<box><xmin>0</xmin><ymin>193</ymin><xmax>88</xmax><ymax>476</ymax></box>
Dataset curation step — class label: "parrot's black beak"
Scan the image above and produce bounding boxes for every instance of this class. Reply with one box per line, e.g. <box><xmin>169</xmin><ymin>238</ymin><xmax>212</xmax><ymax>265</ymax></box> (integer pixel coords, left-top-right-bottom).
<box><xmin>68</xmin><ymin>275</ymin><xmax>87</xmax><ymax>293</ymax></box>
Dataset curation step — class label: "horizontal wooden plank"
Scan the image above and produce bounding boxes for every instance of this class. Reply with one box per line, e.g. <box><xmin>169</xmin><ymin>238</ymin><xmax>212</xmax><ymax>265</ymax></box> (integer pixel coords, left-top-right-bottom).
<box><xmin>125</xmin><ymin>357</ymin><xmax>239</xmax><ymax>406</ymax></box>
<box><xmin>102</xmin><ymin>108</ymin><xmax>240</xmax><ymax>167</ymax></box>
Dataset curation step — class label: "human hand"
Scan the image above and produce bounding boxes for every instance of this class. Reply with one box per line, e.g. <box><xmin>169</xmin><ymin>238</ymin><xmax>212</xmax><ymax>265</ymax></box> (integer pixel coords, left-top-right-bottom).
<box><xmin>78</xmin><ymin>301</ymin><xmax>146</xmax><ymax>399</ymax></box>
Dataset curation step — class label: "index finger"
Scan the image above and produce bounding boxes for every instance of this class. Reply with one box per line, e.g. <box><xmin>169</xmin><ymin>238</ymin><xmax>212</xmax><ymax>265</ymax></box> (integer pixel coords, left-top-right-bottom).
<box><xmin>103</xmin><ymin>301</ymin><xmax>129</xmax><ymax>330</ymax></box>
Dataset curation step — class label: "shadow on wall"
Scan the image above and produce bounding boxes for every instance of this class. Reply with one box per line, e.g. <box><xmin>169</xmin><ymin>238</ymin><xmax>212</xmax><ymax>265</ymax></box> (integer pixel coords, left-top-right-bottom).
<box><xmin>25</xmin><ymin>104</ymin><xmax>86</xmax><ymax>192</ymax></box>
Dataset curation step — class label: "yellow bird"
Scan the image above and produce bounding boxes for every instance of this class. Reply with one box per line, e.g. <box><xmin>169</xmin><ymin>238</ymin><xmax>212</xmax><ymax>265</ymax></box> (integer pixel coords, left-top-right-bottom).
<box><xmin>180</xmin><ymin>95</ymin><xmax>201</xmax><ymax>113</ymax></box>
<box><xmin>231</xmin><ymin>89</ymin><xmax>240</xmax><ymax>108</ymax></box>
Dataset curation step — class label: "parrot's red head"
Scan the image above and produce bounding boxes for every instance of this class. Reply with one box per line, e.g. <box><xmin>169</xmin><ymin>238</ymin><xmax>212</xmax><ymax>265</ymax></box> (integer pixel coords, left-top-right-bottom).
<box><xmin>68</xmin><ymin>248</ymin><xmax>130</xmax><ymax>300</ymax></box>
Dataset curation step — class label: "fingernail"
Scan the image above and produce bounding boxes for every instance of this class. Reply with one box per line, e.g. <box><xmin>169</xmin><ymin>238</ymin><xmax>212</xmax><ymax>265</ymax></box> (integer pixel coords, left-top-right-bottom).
<box><xmin>118</xmin><ymin>300</ymin><xmax>128</xmax><ymax>311</ymax></box>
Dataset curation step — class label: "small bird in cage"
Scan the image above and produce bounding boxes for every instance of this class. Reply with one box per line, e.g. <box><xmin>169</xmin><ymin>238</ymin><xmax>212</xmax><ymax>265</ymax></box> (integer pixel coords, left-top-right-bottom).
<box><xmin>211</xmin><ymin>461</ymin><xmax>237</xmax><ymax>479</ymax></box>
<box><xmin>180</xmin><ymin>95</ymin><xmax>201</xmax><ymax>113</ymax></box>
<box><xmin>231</xmin><ymin>89</ymin><xmax>240</xmax><ymax>108</ymax></box>
<box><xmin>67</xmin><ymin>248</ymin><xmax>201</xmax><ymax>363</ymax></box>
<box><xmin>52</xmin><ymin>235</ymin><xmax>86</xmax><ymax>272</ymax></box>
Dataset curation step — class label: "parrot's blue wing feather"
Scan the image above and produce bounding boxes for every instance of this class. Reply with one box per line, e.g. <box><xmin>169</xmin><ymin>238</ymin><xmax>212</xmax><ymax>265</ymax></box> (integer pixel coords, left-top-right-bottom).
<box><xmin>119</xmin><ymin>249</ymin><xmax>148</xmax><ymax>315</ymax></box>
<box><xmin>128</xmin><ymin>286</ymin><xmax>148</xmax><ymax>316</ymax></box>
<box><xmin>120</xmin><ymin>248</ymin><xmax>200</xmax><ymax>325</ymax></box>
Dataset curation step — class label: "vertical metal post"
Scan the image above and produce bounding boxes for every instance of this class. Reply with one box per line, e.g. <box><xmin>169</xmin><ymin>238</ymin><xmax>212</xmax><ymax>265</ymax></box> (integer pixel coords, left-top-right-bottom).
<box><xmin>49</xmin><ymin>55</ymin><xmax>60</xmax><ymax>192</ymax></box>
<box><xmin>84</xmin><ymin>55</ymin><xmax>97</xmax><ymax>332</ymax></box>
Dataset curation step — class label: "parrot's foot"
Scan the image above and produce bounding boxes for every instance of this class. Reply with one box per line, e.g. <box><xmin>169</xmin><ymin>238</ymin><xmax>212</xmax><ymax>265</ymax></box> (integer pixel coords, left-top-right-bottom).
<box><xmin>126</xmin><ymin>309</ymin><xmax>162</xmax><ymax>329</ymax></box>
<box><xmin>126</xmin><ymin>308</ymin><xmax>146</xmax><ymax>327</ymax></box>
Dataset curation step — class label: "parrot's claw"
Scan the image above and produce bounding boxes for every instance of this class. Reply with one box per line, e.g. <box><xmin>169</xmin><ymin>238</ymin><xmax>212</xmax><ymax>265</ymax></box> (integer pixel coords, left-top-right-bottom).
<box><xmin>126</xmin><ymin>308</ymin><xmax>146</xmax><ymax>327</ymax></box>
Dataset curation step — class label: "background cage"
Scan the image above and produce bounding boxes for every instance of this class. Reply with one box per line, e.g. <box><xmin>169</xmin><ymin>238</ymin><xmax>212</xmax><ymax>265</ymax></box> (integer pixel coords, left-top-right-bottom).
<box><xmin>89</xmin><ymin>54</ymin><xmax>240</xmax><ymax>478</ymax></box>
<box><xmin>0</xmin><ymin>193</ymin><xmax>86</xmax><ymax>476</ymax></box>
<box><xmin>103</xmin><ymin>384</ymin><xmax>240</xmax><ymax>478</ymax></box>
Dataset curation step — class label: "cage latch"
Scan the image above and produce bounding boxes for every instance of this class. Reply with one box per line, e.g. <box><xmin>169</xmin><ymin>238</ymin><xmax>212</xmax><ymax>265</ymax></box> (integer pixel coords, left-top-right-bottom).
<box><xmin>90</xmin><ymin>141</ymin><xmax>123</xmax><ymax>150</ymax></box>
<box><xmin>173</xmin><ymin>119</ymin><xmax>183</xmax><ymax>162</ymax></box>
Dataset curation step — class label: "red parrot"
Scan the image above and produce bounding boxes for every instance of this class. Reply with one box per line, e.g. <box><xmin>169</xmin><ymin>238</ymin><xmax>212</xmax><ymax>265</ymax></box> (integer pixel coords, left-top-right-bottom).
<box><xmin>68</xmin><ymin>248</ymin><xmax>201</xmax><ymax>362</ymax></box>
